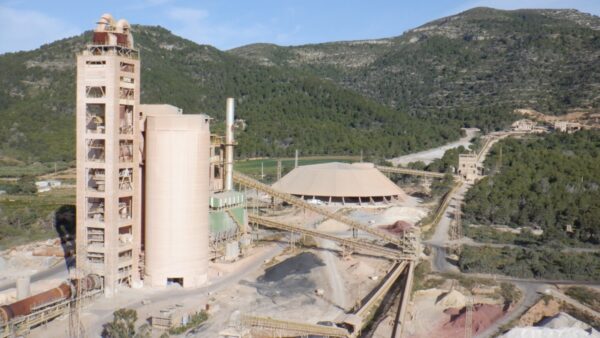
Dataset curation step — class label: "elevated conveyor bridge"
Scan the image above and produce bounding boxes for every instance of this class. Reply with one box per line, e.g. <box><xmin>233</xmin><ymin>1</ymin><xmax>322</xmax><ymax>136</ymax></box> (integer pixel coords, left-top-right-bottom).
<box><xmin>248</xmin><ymin>214</ymin><xmax>413</xmax><ymax>261</ymax></box>
<box><xmin>376</xmin><ymin>165</ymin><xmax>448</xmax><ymax>178</ymax></box>
<box><xmin>233</xmin><ymin>171</ymin><xmax>416</xmax><ymax>253</ymax></box>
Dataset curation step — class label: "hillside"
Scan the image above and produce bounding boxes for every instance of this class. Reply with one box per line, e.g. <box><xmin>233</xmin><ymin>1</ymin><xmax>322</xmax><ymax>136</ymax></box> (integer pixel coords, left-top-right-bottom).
<box><xmin>0</xmin><ymin>27</ymin><xmax>457</xmax><ymax>167</ymax></box>
<box><xmin>231</xmin><ymin>7</ymin><xmax>600</xmax><ymax>131</ymax></box>
<box><xmin>3</xmin><ymin>7</ymin><xmax>600</xmax><ymax>167</ymax></box>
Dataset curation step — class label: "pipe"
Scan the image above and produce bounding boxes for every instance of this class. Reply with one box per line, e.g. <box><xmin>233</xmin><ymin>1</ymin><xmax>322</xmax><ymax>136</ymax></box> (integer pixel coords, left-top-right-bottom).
<box><xmin>0</xmin><ymin>282</ymin><xmax>72</xmax><ymax>323</ymax></box>
<box><xmin>0</xmin><ymin>274</ymin><xmax>102</xmax><ymax>323</ymax></box>
<box><xmin>224</xmin><ymin>98</ymin><xmax>235</xmax><ymax>191</ymax></box>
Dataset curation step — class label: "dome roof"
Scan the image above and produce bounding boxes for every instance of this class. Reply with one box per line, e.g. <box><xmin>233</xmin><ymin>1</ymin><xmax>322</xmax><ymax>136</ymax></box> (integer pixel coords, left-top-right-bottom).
<box><xmin>272</xmin><ymin>162</ymin><xmax>406</xmax><ymax>200</ymax></box>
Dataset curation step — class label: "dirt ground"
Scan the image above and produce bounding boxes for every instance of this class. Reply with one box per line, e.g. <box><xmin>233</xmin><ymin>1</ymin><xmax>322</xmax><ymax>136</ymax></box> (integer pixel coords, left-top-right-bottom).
<box><xmin>404</xmin><ymin>287</ymin><xmax>507</xmax><ymax>338</ymax></box>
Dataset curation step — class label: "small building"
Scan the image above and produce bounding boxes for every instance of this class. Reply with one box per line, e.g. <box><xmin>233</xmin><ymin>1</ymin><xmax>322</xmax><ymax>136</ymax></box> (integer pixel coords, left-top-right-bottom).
<box><xmin>553</xmin><ymin>121</ymin><xmax>582</xmax><ymax>133</ymax></box>
<box><xmin>511</xmin><ymin>119</ymin><xmax>536</xmax><ymax>132</ymax></box>
<box><xmin>457</xmin><ymin>154</ymin><xmax>481</xmax><ymax>182</ymax></box>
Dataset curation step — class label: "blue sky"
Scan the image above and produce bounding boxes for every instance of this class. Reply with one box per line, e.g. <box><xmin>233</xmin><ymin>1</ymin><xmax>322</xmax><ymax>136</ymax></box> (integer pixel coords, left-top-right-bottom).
<box><xmin>1</xmin><ymin>0</ymin><xmax>600</xmax><ymax>54</ymax></box>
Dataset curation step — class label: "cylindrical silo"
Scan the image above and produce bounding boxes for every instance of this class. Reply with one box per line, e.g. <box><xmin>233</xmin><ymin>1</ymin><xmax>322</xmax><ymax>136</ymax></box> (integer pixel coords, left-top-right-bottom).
<box><xmin>16</xmin><ymin>276</ymin><xmax>30</xmax><ymax>300</ymax></box>
<box><xmin>144</xmin><ymin>114</ymin><xmax>210</xmax><ymax>288</ymax></box>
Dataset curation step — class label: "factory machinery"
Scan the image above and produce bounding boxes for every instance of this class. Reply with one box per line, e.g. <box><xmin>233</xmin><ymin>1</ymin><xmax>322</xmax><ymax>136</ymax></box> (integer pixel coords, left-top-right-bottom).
<box><xmin>0</xmin><ymin>274</ymin><xmax>102</xmax><ymax>338</ymax></box>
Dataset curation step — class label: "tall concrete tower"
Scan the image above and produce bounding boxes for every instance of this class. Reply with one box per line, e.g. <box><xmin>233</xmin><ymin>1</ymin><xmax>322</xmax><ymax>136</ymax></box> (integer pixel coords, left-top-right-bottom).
<box><xmin>75</xmin><ymin>14</ymin><xmax>141</xmax><ymax>296</ymax></box>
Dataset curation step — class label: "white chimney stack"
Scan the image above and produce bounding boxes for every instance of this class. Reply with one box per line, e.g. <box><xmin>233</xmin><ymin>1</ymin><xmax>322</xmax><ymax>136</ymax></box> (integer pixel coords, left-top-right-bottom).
<box><xmin>224</xmin><ymin>98</ymin><xmax>235</xmax><ymax>191</ymax></box>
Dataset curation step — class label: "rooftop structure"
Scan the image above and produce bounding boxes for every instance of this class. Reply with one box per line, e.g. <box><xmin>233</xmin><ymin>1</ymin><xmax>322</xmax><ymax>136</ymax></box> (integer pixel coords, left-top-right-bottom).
<box><xmin>272</xmin><ymin>162</ymin><xmax>406</xmax><ymax>204</ymax></box>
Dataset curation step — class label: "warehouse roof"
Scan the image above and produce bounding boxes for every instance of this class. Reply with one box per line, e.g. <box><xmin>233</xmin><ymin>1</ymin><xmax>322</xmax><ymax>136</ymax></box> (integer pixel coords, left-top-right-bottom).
<box><xmin>272</xmin><ymin>162</ymin><xmax>406</xmax><ymax>200</ymax></box>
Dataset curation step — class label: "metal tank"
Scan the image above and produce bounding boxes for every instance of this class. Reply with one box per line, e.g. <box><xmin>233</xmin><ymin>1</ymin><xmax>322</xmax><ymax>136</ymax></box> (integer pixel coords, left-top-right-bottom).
<box><xmin>144</xmin><ymin>114</ymin><xmax>210</xmax><ymax>288</ymax></box>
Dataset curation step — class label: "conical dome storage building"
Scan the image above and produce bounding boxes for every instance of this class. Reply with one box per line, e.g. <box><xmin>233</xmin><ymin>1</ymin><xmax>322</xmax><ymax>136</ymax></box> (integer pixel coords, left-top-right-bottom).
<box><xmin>272</xmin><ymin>162</ymin><xmax>407</xmax><ymax>204</ymax></box>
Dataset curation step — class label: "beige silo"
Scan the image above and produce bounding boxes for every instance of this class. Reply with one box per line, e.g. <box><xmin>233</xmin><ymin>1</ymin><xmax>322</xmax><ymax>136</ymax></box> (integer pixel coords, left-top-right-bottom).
<box><xmin>144</xmin><ymin>114</ymin><xmax>210</xmax><ymax>288</ymax></box>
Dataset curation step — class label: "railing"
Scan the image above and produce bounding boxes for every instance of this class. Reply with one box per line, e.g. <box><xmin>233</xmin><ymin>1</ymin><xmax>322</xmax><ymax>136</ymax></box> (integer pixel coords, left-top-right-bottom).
<box><xmin>248</xmin><ymin>214</ymin><xmax>412</xmax><ymax>260</ymax></box>
<box><xmin>376</xmin><ymin>165</ymin><xmax>448</xmax><ymax>178</ymax></box>
<box><xmin>241</xmin><ymin>314</ymin><xmax>349</xmax><ymax>338</ymax></box>
<box><xmin>355</xmin><ymin>261</ymin><xmax>408</xmax><ymax>319</ymax></box>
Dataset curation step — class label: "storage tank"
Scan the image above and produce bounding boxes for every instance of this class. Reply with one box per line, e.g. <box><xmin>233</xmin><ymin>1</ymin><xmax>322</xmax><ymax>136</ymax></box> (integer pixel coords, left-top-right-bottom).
<box><xmin>16</xmin><ymin>276</ymin><xmax>31</xmax><ymax>300</ymax></box>
<box><xmin>144</xmin><ymin>115</ymin><xmax>210</xmax><ymax>288</ymax></box>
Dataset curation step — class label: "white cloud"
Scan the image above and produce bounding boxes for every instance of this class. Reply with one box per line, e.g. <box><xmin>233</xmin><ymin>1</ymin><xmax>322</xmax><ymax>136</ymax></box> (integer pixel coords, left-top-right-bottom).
<box><xmin>167</xmin><ymin>7</ymin><xmax>209</xmax><ymax>24</ymax></box>
<box><xmin>164</xmin><ymin>6</ymin><xmax>299</xmax><ymax>49</ymax></box>
<box><xmin>0</xmin><ymin>6</ymin><xmax>80</xmax><ymax>54</ymax></box>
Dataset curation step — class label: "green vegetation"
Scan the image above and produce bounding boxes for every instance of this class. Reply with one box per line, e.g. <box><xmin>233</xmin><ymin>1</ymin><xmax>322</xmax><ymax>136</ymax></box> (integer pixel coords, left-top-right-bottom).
<box><xmin>168</xmin><ymin>311</ymin><xmax>209</xmax><ymax>335</ymax></box>
<box><xmin>102</xmin><ymin>308</ymin><xmax>150</xmax><ymax>338</ymax></box>
<box><xmin>4</xmin><ymin>8</ymin><xmax>600</xmax><ymax>171</ymax></box>
<box><xmin>463</xmin><ymin>131</ymin><xmax>600</xmax><ymax>245</ymax></box>
<box><xmin>439</xmin><ymin>272</ymin><xmax>496</xmax><ymax>290</ymax></box>
<box><xmin>464</xmin><ymin>226</ymin><xmax>540</xmax><ymax>246</ymax></box>
<box><xmin>0</xmin><ymin>188</ymin><xmax>74</xmax><ymax>249</ymax></box>
<box><xmin>498</xmin><ymin>282</ymin><xmax>521</xmax><ymax>304</ymax></box>
<box><xmin>234</xmin><ymin>156</ymin><xmax>358</xmax><ymax>183</ymax></box>
<box><xmin>459</xmin><ymin>246</ymin><xmax>600</xmax><ymax>281</ymax></box>
<box><xmin>0</xmin><ymin>161</ymin><xmax>71</xmax><ymax>178</ymax></box>
<box><xmin>233</xmin><ymin>8</ymin><xmax>600</xmax><ymax>128</ymax></box>
<box><xmin>408</xmin><ymin>144</ymin><xmax>475</xmax><ymax>174</ymax></box>
<box><xmin>0</xmin><ymin>25</ymin><xmax>458</xmax><ymax>168</ymax></box>
<box><xmin>565</xmin><ymin>286</ymin><xmax>600</xmax><ymax>312</ymax></box>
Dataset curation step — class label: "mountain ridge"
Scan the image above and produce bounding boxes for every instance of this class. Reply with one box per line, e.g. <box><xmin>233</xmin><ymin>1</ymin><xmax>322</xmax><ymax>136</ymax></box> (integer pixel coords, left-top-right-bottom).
<box><xmin>2</xmin><ymin>7</ymin><xmax>600</xmax><ymax>166</ymax></box>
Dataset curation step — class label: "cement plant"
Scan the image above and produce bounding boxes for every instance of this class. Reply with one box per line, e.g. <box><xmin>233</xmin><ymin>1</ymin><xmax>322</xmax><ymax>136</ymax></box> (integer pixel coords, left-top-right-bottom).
<box><xmin>1</xmin><ymin>9</ymin><xmax>600</xmax><ymax>338</ymax></box>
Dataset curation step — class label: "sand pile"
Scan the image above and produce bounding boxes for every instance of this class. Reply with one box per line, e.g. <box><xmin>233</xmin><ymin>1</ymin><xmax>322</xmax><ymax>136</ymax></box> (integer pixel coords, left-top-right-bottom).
<box><xmin>540</xmin><ymin>312</ymin><xmax>599</xmax><ymax>332</ymax></box>
<box><xmin>501</xmin><ymin>327</ymin><xmax>600</xmax><ymax>338</ymax></box>
<box><xmin>519</xmin><ymin>298</ymin><xmax>561</xmax><ymax>326</ymax></box>
<box><xmin>348</xmin><ymin>261</ymin><xmax>376</xmax><ymax>276</ymax></box>
<box><xmin>252</xmin><ymin>252</ymin><xmax>325</xmax><ymax>299</ymax></box>
<box><xmin>441</xmin><ymin>304</ymin><xmax>505</xmax><ymax>337</ymax></box>
<box><xmin>381</xmin><ymin>220</ymin><xmax>413</xmax><ymax>234</ymax></box>
<box><xmin>436</xmin><ymin>289</ymin><xmax>467</xmax><ymax>309</ymax></box>
<box><xmin>318</xmin><ymin>219</ymin><xmax>349</xmax><ymax>232</ymax></box>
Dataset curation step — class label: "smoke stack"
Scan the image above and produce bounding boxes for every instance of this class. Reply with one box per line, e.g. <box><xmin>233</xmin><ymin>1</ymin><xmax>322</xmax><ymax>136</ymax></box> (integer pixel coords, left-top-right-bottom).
<box><xmin>224</xmin><ymin>98</ymin><xmax>235</xmax><ymax>191</ymax></box>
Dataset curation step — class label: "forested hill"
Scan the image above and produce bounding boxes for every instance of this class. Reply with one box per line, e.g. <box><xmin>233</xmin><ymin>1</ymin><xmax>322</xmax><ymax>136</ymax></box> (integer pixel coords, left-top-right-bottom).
<box><xmin>0</xmin><ymin>26</ymin><xmax>457</xmax><ymax>165</ymax></box>
<box><xmin>2</xmin><ymin>7</ymin><xmax>600</xmax><ymax>166</ymax></box>
<box><xmin>231</xmin><ymin>7</ymin><xmax>600</xmax><ymax>129</ymax></box>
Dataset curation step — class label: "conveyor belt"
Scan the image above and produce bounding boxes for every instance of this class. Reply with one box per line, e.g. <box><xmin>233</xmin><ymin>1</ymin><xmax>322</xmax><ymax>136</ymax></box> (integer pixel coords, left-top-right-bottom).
<box><xmin>354</xmin><ymin>261</ymin><xmax>408</xmax><ymax>320</ymax></box>
<box><xmin>376</xmin><ymin>165</ymin><xmax>447</xmax><ymax>178</ymax></box>
<box><xmin>248</xmin><ymin>214</ymin><xmax>413</xmax><ymax>260</ymax></box>
<box><xmin>233</xmin><ymin>171</ymin><xmax>415</xmax><ymax>252</ymax></box>
<box><xmin>241</xmin><ymin>314</ymin><xmax>350</xmax><ymax>337</ymax></box>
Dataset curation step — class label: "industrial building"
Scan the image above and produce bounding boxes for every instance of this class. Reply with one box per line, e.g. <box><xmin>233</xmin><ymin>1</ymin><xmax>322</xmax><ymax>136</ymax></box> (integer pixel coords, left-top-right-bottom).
<box><xmin>272</xmin><ymin>162</ymin><xmax>407</xmax><ymax>204</ymax></box>
<box><xmin>457</xmin><ymin>154</ymin><xmax>482</xmax><ymax>182</ymax></box>
<box><xmin>75</xmin><ymin>14</ymin><xmax>247</xmax><ymax>295</ymax></box>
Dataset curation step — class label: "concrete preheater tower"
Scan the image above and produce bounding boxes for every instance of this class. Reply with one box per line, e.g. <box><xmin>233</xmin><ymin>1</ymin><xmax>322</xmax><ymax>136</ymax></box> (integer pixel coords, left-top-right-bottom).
<box><xmin>144</xmin><ymin>115</ymin><xmax>211</xmax><ymax>288</ymax></box>
<box><xmin>75</xmin><ymin>14</ymin><xmax>141</xmax><ymax>296</ymax></box>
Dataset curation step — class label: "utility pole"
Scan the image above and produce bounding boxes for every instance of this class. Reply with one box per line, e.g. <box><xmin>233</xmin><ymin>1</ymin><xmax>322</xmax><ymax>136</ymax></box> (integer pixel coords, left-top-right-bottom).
<box><xmin>294</xmin><ymin>149</ymin><xmax>299</xmax><ymax>168</ymax></box>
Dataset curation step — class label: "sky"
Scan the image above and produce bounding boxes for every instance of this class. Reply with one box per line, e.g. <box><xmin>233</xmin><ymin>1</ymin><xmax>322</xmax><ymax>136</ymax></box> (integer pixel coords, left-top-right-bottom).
<box><xmin>1</xmin><ymin>0</ymin><xmax>600</xmax><ymax>54</ymax></box>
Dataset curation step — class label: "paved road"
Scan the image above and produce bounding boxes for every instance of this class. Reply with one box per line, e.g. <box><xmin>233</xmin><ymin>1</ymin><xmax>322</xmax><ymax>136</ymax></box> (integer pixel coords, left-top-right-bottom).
<box><xmin>0</xmin><ymin>257</ymin><xmax>73</xmax><ymax>292</ymax></box>
<box><xmin>476</xmin><ymin>282</ymin><xmax>543</xmax><ymax>338</ymax></box>
<box><xmin>81</xmin><ymin>243</ymin><xmax>287</xmax><ymax>337</ymax></box>
<box><xmin>389</xmin><ymin>128</ymin><xmax>479</xmax><ymax>166</ymax></box>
